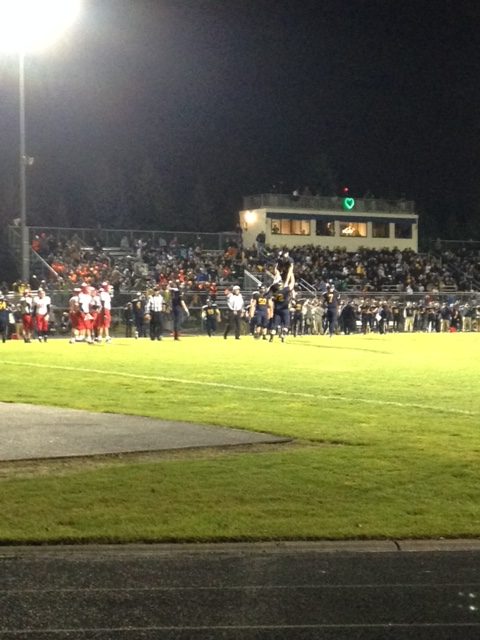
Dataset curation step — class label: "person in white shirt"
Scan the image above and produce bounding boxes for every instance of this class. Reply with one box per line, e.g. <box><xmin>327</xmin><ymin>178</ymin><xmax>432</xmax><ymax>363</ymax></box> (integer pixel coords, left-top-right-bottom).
<box><xmin>33</xmin><ymin>287</ymin><xmax>51</xmax><ymax>342</ymax></box>
<box><xmin>223</xmin><ymin>285</ymin><xmax>244</xmax><ymax>340</ymax></box>
<box><xmin>146</xmin><ymin>287</ymin><xmax>164</xmax><ymax>341</ymax></box>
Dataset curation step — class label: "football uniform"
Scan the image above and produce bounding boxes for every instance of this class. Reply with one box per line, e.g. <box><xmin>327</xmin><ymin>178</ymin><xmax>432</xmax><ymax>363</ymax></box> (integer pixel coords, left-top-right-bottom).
<box><xmin>272</xmin><ymin>286</ymin><xmax>292</xmax><ymax>333</ymax></box>
<box><xmin>33</xmin><ymin>292</ymin><xmax>51</xmax><ymax>338</ymax></box>
<box><xmin>202</xmin><ymin>300</ymin><xmax>220</xmax><ymax>336</ymax></box>
<box><xmin>20</xmin><ymin>294</ymin><xmax>34</xmax><ymax>335</ymax></box>
<box><xmin>323</xmin><ymin>288</ymin><xmax>340</xmax><ymax>337</ymax></box>
<box><xmin>78</xmin><ymin>291</ymin><xmax>93</xmax><ymax>331</ymax></box>
<box><xmin>169</xmin><ymin>285</ymin><xmax>188</xmax><ymax>340</ymax></box>
<box><xmin>99</xmin><ymin>288</ymin><xmax>112</xmax><ymax>329</ymax></box>
<box><xmin>291</xmin><ymin>299</ymin><xmax>304</xmax><ymax>337</ymax></box>
<box><xmin>251</xmin><ymin>291</ymin><xmax>269</xmax><ymax>329</ymax></box>
<box><xmin>0</xmin><ymin>297</ymin><xmax>8</xmax><ymax>342</ymax></box>
<box><xmin>68</xmin><ymin>294</ymin><xmax>80</xmax><ymax>331</ymax></box>
<box><xmin>276</xmin><ymin>253</ymin><xmax>294</xmax><ymax>283</ymax></box>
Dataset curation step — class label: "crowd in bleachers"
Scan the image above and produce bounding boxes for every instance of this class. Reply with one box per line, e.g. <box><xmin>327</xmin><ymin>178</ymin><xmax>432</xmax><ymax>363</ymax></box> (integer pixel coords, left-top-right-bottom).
<box><xmin>1</xmin><ymin>233</ymin><xmax>478</xmax><ymax>309</ymax></box>
<box><xmin>27</xmin><ymin>232</ymin><xmax>244</xmax><ymax>300</ymax></box>
<box><xmin>247</xmin><ymin>245</ymin><xmax>480</xmax><ymax>294</ymax></box>
<box><xmin>433</xmin><ymin>246</ymin><xmax>480</xmax><ymax>292</ymax></box>
<box><xmin>19</xmin><ymin>231</ymin><xmax>480</xmax><ymax>297</ymax></box>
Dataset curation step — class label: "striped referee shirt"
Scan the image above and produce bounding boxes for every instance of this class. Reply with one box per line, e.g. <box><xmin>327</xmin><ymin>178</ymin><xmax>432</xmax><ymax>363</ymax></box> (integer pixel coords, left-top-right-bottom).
<box><xmin>147</xmin><ymin>294</ymin><xmax>164</xmax><ymax>313</ymax></box>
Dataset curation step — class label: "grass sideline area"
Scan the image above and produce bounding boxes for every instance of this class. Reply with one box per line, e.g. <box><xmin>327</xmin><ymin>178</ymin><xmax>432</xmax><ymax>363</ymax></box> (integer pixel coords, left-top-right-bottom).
<box><xmin>0</xmin><ymin>332</ymin><xmax>479</xmax><ymax>544</ymax></box>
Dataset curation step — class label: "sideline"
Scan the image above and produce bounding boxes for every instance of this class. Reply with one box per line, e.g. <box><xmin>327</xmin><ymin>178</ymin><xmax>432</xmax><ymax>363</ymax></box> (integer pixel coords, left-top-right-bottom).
<box><xmin>1</xmin><ymin>539</ymin><xmax>480</xmax><ymax>557</ymax></box>
<box><xmin>3</xmin><ymin>359</ymin><xmax>478</xmax><ymax>417</ymax></box>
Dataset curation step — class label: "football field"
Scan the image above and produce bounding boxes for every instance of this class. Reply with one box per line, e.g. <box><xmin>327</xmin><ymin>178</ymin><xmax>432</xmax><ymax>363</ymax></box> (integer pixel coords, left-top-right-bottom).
<box><xmin>0</xmin><ymin>332</ymin><xmax>479</xmax><ymax>543</ymax></box>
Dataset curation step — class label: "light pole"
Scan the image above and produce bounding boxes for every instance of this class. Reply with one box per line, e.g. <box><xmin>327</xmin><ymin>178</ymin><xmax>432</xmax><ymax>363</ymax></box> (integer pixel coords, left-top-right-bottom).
<box><xmin>0</xmin><ymin>0</ymin><xmax>81</xmax><ymax>283</ymax></box>
<box><xmin>18</xmin><ymin>50</ymin><xmax>30</xmax><ymax>282</ymax></box>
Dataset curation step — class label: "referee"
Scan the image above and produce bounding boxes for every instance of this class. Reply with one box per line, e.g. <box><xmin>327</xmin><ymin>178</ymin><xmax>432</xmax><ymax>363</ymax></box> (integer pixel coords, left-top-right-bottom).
<box><xmin>223</xmin><ymin>285</ymin><xmax>244</xmax><ymax>340</ymax></box>
<box><xmin>146</xmin><ymin>287</ymin><xmax>164</xmax><ymax>341</ymax></box>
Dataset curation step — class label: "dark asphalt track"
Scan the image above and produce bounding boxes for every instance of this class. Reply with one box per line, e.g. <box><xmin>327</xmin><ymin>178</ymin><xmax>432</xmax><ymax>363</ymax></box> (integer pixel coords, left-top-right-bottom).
<box><xmin>0</xmin><ymin>542</ymin><xmax>480</xmax><ymax>639</ymax></box>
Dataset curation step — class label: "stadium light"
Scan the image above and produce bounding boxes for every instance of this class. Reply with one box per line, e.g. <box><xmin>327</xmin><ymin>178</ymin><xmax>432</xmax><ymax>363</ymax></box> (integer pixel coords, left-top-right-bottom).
<box><xmin>0</xmin><ymin>0</ymin><xmax>81</xmax><ymax>283</ymax></box>
<box><xmin>0</xmin><ymin>0</ymin><xmax>81</xmax><ymax>53</ymax></box>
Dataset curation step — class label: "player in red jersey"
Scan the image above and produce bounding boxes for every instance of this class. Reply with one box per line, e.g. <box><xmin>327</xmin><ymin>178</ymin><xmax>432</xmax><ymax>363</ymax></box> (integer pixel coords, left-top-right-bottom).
<box><xmin>68</xmin><ymin>287</ymin><xmax>81</xmax><ymax>343</ymax></box>
<box><xmin>19</xmin><ymin>287</ymin><xmax>34</xmax><ymax>343</ymax></box>
<box><xmin>97</xmin><ymin>282</ymin><xmax>113</xmax><ymax>343</ymax></box>
<box><xmin>77</xmin><ymin>282</ymin><xmax>94</xmax><ymax>344</ymax></box>
<box><xmin>33</xmin><ymin>287</ymin><xmax>51</xmax><ymax>342</ymax></box>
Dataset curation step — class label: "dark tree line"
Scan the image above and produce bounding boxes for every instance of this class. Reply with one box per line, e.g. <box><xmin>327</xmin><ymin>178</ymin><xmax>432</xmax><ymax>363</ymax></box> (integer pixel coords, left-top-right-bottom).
<box><xmin>0</xmin><ymin>150</ymin><xmax>479</xmax><ymax>244</ymax></box>
<box><xmin>0</xmin><ymin>155</ymin><xmax>233</xmax><ymax>233</ymax></box>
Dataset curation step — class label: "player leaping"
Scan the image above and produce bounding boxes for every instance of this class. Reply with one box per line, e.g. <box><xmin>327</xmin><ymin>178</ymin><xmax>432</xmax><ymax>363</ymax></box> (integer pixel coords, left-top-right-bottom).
<box><xmin>272</xmin><ymin>248</ymin><xmax>295</xmax><ymax>288</ymax></box>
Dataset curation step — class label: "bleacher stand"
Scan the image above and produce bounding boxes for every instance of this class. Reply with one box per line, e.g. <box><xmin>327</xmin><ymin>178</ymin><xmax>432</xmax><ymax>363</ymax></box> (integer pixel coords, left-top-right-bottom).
<box><xmin>3</xmin><ymin>233</ymin><xmax>480</xmax><ymax>336</ymax></box>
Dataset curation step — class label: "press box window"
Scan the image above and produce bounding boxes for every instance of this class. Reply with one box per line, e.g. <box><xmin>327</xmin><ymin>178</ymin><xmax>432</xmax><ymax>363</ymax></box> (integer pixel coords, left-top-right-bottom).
<box><xmin>271</xmin><ymin>220</ymin><xmax>281</xmax><ymax>234</ymax></box>
<box><xmin>339</xmin><ymin>222</ymin><xmax>367</xmax><ymax>237</ymax></box>
<box><xmin>394</xmin><ymin>222</ymin><xmax>412</xmax><ymax>239</ymax></box>
<box><xmin>270</xmin><ymin>219</ymin><xmax>310</xmax><ymax>235</ymax></box>
<box><xmin>316</xmin><ymin>220</ymin><xmax>335</xmax><ymax>236</ymax></box>
<box><xmin>372</xmin><ymin>222</ymin><xmax>390</xmax><ymax>238</ymax></box>
<box><xmin>291</xmin><ymin>220</ymin><xmax>310</xmax><ymax>235</ymax></box>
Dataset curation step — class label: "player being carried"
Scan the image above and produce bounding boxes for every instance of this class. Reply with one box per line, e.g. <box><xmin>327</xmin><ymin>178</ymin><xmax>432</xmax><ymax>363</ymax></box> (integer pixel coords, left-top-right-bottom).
<box><xmin>271</xmin><ymin>248</ymin><xmax>295</xmax><ymax>288</ymax></box>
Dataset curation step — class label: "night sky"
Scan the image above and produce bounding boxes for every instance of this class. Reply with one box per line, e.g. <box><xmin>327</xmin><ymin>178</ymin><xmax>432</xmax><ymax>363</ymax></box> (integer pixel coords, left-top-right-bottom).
<box><xmin>1</xmin><ymin>0</ymin><xmax>480</xmax><ymax>239</ymax></box>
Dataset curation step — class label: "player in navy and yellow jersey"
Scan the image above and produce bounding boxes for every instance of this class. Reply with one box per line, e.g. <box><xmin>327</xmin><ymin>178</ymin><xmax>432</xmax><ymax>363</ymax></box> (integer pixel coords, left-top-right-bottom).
<box><xmin>169</xmin><ymin>280</ymin><xmax>190</xmax><ymax>340</ymax></box>
<box><xmin>0</xmin><ymin>294</ymin><xmax>8</xmax><ymax>343</ymax></box>
<box><xmin>202</xmin><ymin>297</ymin><xmax>221</xmax><ymax>337</ymax></box>
<box><xmin>250</xmin><ymin>285</ymin><xmax>271</xmax><ymax>340</ymax></box>
<box><xmin>269</xmin><ymin>277</ymin><xmax>294</xmax><ymax>343</ymax></box>
<box><xmin>290</xmin><ymin>294</ymin><xmax>304</xmax><ymax>337</ymax></box>
<box><xmin>323</xmin><ymin>283</ymin><xmax>340</xmax><ymax>337</ymax></box>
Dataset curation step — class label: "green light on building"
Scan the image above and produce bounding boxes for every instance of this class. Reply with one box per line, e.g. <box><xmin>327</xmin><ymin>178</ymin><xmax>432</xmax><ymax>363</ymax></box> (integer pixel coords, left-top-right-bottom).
<box><xmin>343</xmin><ymin>197</ymin><xmax>355</xmax><ymax>211</ymax></box>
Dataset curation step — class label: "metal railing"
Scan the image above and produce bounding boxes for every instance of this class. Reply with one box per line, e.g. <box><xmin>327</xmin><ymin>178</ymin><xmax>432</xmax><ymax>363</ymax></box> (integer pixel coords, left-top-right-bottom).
<box><xmin>8</xmin><ymin>225</ymin><xmax>238</xmax><ymax>257</ymax></box>
<box><xmin>297</xmin><ymin>278</ymin><xmax>317</xmax><ymax>294</ymax></box>
<box><xmin>243</xmin><ymin>193</ymin><xmax>415</xmax><ymax>214</ymax></box>
<box><xmin>242</xmin><ymin>269</ymin><xmax>262</xmax><ymax>290</ymax></box>
<box><xmin>31</xmin><ymin>250</ymin><xmax>59</xmax><ymax>281</ymax></box>
<box><xmin>32</xmin><ymin>227</ymin><xmax>237</xmax><ymax>250</ymax></box>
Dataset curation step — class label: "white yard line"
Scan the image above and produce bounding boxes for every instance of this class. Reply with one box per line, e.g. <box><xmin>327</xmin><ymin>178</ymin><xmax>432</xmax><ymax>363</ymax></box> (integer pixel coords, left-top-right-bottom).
<box><xmin>3</xmin><ymin>360</ymin><xmax>477</xmax><ymax>417</ymax></box>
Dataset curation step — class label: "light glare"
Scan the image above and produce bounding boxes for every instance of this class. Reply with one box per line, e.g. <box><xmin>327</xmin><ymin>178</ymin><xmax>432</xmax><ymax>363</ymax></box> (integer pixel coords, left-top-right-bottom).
<box><xmin>0</xmin><ymin>0</ymin><xmax>81</xmax><ymax>53</ymax></box>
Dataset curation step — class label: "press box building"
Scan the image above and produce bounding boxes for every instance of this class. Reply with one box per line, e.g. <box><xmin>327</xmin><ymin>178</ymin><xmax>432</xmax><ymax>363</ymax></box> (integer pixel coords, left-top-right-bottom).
<box><xmin>239</xmin><ymin>193</ymin><xmax>418</xmax><ymax>252</ymax></box>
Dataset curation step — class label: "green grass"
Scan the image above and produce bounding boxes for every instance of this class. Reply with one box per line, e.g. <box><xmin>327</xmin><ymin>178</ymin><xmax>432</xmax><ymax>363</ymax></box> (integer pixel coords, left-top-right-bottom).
<box><xmin>0</xmin><ymin>332</ymin><xmax>479</xmax><ymax>543</ymax></box>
